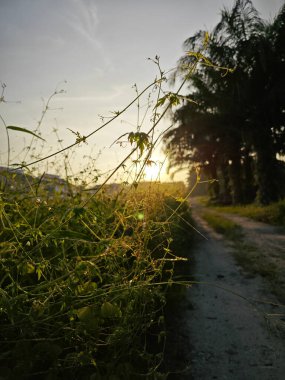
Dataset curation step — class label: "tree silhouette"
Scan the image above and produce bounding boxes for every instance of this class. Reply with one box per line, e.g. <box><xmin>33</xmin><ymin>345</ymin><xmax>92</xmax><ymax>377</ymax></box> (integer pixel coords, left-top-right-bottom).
<box><xmin>164</xmin><ymin>0</ymin><xmax>285</xmax><ymax>204</ymax></box>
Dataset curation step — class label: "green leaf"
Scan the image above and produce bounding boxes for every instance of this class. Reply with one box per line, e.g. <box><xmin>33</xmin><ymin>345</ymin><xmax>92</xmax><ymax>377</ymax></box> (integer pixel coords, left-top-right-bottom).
<box><xmin>101</xmin><ymin>302</ymin><xmax>122</xmax><ymax>319</ymax></box>
<box><xmin>76</xmin><ymin>306</ymin><xmax>99</xmax><ymax>331</ymax></box>
<box><xmin>18</xmin><ymin>262</ymin><xmax>35</xmax><ymax>275</ymax></box>
<box><xmin>76</xmin><ymin>281</ymin><xmax>97</xmax><ymax>295</ymax></box>
<box><xmin>128</xmin><ymin>132</ymin><xmax>150</xmax><ymax>156</ymax></box>
<box><xmin>155</xmin><ymin>95</ymin><xmax>167</xmax><ymax>108</ymax></box>
<box><xmin>36</xmin><ymin>267</ymin><xmax>42</xmax><ymax>280</ymax></box>
<box><xmin>169</xmin><ymin>93</ymin><xmax>180</xmax><ymax>106</ymax></box>
<box><xmin>76</xmin><ymin>306</ymin><xmax>93</xmax><ymax>322</ymax></box>
<box><xmin>7</xmin><ymin>126</ymin><xmax>46</xmax><ymax>141</ymax></box>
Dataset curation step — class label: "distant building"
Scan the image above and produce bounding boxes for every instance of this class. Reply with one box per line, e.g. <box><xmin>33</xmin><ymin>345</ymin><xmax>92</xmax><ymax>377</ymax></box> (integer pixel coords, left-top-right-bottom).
<box><xmin>0</xmin><ymin>166</ymin><xmax>33</xmax><ymax>192</ymax></box>
<box><xmin>0</xmin><ymin>166</ymin><xmax>24</xmax><ymax>175</ymax></box>
<box><xmin>0</xmin><ymin>167</ymin><xmax>75</xmax><ymax>197</ymax></box>
<box><xmin>37</xmin><ymin>173</ymin><xmax>81</xmax><ymax>197</ymax></box>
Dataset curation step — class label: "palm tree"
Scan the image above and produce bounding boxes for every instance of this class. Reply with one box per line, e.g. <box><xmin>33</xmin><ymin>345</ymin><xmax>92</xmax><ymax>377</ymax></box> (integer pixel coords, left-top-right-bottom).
<box><xmin>165</xmin><ymin>0</ymin><xmax>285</xmax><ymax>204</ymax></box>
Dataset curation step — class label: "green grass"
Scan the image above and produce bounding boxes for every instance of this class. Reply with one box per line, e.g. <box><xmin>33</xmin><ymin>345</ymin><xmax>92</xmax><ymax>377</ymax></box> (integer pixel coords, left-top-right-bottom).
<box><xmin>232</xmin><ymin>243</ymin><xmax>285</xmax><ymax>304</ymax></box>
<box><xmin>201</xmin><ymin>210</ymin><xmax>285</xmax><ymax>303</ymax></box>
<box><xmin>211</xmin><ymin>199</ymin><xmax>285</xmax><ymax>226</ymax></box>
<box><xmin>201</xmin><ymin>211</ymin><xmax>243</xmax><ymax>240</ymax></box>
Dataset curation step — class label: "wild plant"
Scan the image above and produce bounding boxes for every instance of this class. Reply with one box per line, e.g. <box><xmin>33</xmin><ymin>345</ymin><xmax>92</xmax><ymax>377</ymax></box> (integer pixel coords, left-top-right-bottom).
<box><xmin>0</xmin><ymin>42</ymin><xmax>209</xmax><ymax>378</ymax></box>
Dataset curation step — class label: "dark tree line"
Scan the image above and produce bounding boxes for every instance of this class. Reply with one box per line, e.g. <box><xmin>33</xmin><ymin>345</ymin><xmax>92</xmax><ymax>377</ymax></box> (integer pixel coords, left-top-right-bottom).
<box><xmin>164</xmin><ymin>0</ymin><xmax>285</xmax><ymax>204</ymax></box>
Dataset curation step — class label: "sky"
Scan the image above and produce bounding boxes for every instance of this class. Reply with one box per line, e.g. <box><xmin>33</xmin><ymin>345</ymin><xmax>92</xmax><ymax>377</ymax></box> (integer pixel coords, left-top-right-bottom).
<box><xmin>0</xmin><ymin>0</ymin><xmax>284</xmax><ymax>184</ymax></box>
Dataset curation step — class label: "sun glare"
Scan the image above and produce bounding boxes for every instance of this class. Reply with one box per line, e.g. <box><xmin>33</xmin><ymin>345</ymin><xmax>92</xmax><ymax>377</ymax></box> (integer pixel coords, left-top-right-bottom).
<box><xmin>144</xmin><ymin>160</ymin><xmax>163</xmax><ymax>181</ymax></box>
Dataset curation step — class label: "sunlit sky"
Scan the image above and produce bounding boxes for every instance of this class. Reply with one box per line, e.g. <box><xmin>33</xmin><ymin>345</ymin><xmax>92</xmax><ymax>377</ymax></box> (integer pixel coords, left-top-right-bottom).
<box><xmin>0</xmin><ymin>0</ymin><xmax>283</xmax><ymax>184</ymax></box>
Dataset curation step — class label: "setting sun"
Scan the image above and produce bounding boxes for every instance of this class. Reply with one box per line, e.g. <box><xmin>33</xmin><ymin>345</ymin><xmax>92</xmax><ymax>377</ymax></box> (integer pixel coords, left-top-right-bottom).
<box><xmin>143</xmin><ymin>159</ymin><xmax>165</xmax><ymax>181</ymax></box>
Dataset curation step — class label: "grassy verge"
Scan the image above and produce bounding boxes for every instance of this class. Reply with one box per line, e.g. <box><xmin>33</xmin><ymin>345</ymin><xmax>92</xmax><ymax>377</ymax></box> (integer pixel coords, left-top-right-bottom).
<box><xmin>0</xmin><ymin>181</ymin><xmax>194</xmax><ymax>379</ymax></box>
<box><xmin>210</xmin><ymin>200</ymin><xmax>285</xmax><ymax>227</ymax></box>
<box><xmin>201</xmin><ymin>211</ymin><xmax>243</xmax><ymax>240</ymax></box>
<box><xmin>201</xmin><ymin>211</ymin><xmax>285</xmax><ymax>303</ymax></box>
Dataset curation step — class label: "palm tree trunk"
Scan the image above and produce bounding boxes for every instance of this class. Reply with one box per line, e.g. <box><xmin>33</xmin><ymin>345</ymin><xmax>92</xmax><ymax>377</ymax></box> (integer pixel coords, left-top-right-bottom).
<box><xmin>242</xmin><ymin>148</ymin><xmax>256</xmax><ymax>203</ymax></box>
<box><xmin>255</xmin><ymin>138</ymin><xmax>279</xmax><ymax>204</ymax></box>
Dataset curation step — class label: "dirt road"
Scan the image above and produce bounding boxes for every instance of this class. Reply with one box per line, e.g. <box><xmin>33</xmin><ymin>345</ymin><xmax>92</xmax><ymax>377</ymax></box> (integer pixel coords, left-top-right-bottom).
<box><xmin>166</xmin><ymin>202</ymin><xmax>285</xmax><ymax>379</ymax></box>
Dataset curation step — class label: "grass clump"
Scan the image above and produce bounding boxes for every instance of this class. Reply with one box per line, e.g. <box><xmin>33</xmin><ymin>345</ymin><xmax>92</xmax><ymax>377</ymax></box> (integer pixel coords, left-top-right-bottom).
<box><xmin>211</xmin><ymin>200</ymin><xmax>285</xmax><ymax>227</ymax></box>
<box><xmin>201</xmin><ymin>211</ymin><xmax>243</xmax><ymax>240</ymax></box>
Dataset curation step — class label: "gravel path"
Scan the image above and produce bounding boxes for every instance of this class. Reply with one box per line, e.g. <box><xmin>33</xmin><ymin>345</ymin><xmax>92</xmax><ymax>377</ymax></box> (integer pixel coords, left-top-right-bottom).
<box><xmin>166</xmin><ymin>203</ymin><xmax>285</xmax><ymax>380</ymax></box>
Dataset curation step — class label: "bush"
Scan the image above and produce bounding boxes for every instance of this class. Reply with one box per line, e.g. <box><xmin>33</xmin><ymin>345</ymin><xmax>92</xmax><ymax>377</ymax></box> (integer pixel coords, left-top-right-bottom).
<box><xmin>0</xmin><ymin>182</ymin><xmax>193</xmax><ymax>379</ymax></box>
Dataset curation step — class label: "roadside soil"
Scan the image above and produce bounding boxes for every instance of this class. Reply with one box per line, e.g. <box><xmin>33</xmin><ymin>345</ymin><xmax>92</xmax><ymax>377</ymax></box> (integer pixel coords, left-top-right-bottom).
<box><xmin>165</xmin><ymin>200</ymin><xmax>285</xmax><ymax>380</ymax></box>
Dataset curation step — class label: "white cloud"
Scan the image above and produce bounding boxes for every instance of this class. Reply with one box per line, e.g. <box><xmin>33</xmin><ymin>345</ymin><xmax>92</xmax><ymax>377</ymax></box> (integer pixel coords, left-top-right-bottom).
<box><xmin>63</xmin><ymin>0</ymin><xmax>100</xmax><ymax>49</ymax></box>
